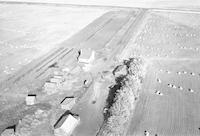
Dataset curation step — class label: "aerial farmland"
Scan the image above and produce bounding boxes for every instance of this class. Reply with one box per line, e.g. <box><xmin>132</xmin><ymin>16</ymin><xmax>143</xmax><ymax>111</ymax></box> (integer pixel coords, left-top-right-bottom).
<box><xmin>0</xmin><ymin>1</ymin><xmax>200</xmax><ymax>136</ymax></box>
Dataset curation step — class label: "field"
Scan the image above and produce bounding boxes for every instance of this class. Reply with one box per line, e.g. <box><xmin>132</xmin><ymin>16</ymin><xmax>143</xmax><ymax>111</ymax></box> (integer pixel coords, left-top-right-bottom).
<box><xmin>127</xmin><ymin>10</ymin><xmax>200</xmax><ymax>136</ymax></box>
<box><xmin>2</xmin><ymin>0</ymin><xmax>200</xmax><ymax>9</ymax></box>
<box><xmin>0</xmin><ymin>3</ymin><xmax>107</xmax><ymax>82</ymax></box>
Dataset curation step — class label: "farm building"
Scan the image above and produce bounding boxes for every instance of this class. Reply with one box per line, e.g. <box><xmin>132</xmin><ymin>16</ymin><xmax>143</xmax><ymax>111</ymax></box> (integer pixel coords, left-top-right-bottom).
<box><xmin>54</xmin><ymin>114</ymin><xmax>80</xmax><ymax>136</ymax></box>
<box><xmin>1</xmin><ymin>126</ymin><xmax>15</xmax><ymax>136</ymax></box>
<box><xmin>53</xmin><ymin>70</ymin><xmax>63</xmax><ymax>76</ymax></box>
<box><xmin>60</xmin><ymin>97</ymin><xmax>76</xmax><ymax>110</ymax></box>
<box><xmin>78</xmin><ymin>48</ymin><xmax>95</xmax><ymax>64</ymax></box>
<box><xmin>53</xmin><ymin>75</ymin><xmax>63</xmax><ymax>79</ymax></box>
<box><xmin>50</xmin><ymin>76</ymin><xmax>64</xmax><ymax>84</ymax></box>
<box><xmin>61</xmin><ymin>67</ymin><xmax>70</xmax><ymax>73</ymax></box>
<box><xmin>25</xmin><ymin>94</ymin><xmax>36</xmax><ymax>105</ymax></box>
<box><xmin>43</xmin><ymin>82</ymin><xmax>57</xmax><ymax>95</ymax></box>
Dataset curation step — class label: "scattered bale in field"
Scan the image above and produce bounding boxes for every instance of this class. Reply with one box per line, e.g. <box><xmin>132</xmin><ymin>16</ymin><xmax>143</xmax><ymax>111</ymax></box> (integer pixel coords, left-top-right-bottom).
<box><xmin>188</xmin><ymin>88</ymin><xmax>194</xmax><ymax>92</ymax></box>
<box><xmin>157</xmin><ymin>78</ymin><xmax>161</xmax><ymax>83</ymax></box>
<box><xmin>177</xmin><ymin>71</ymin><xmax>182</xmax><ymax>75</ymax></box>
<box><xmin>190</xmin><ymin>72</ymin><xmax>195</xmax><ymax>76</ymax></box>
<box><xmin>178</xmin><ymin>86</ymin><xmax>183</xmax><ymax>90</ymax></box>
<box><xmin>172</xmin><ymin>85</ymin><xmax>176</xmax><ymax>89</ymax></box>
<box><xmin>167</xmin><ymin>84</ymin><xmax>173</xmax><ymax>88</ymax></box>
<box><xmin>144</xmin><ymin>130</ymin><xmax>150</xmax><ymax>136</ymax></box>
<box><xmin>182</xmin><ymin>71</ymin><xmax>187</xmax><ymax>74</ymax></box>
<box><xmin>155</xmin><ymin>90</ymin><xmax>163</xmax><ymax>96</ymax></box>
<box><xmin>167</xmin><ymin>84</ymin><xmax>176</xmax><ymax>89</ymax></box>
<box><xmin>166</xmin><ymin>70</ymin><xmax>171</xmax><ymax>74</ymax></box>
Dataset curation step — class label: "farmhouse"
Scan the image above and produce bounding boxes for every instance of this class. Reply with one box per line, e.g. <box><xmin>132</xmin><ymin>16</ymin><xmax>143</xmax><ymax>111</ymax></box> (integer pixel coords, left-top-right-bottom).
<box><xmin>54</xmin><ymin>113</ymin><xmax>80</xmax><ymax>136</ymax></box>
<box><xmin>78</xmin><ymin>48</ymin><xmax>95</xmax><ymax>64</ymax></box>
<box><xmin>60</xmin><ymin>97</ymin><xmax>76</xmax><ymax>110</ymax></box>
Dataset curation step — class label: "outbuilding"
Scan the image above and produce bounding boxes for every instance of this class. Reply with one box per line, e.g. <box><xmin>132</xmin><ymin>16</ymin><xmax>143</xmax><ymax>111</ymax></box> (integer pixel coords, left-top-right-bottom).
<box><xmin>78</xmin><ymin>48</ymin><xmax>95</xmax><ymax>64</ymax></box>
<box><xmin>54</xmin><ymin>113</ymin><xmax>80</xmax><ymax>136</ymax></box>
<box><xmin>53</xmin><ymin>70</ymin><xmax>63</xmax><ymax>76</ymax></box>
<box><xmin>60</xmin><ymin>97</ymin><xmax>76</xmax><ymax>110</ymax></box>
<box><xmin>1</xmin><ymin>127</ymin><xmax>15</xmax><ymax>136</ymax></box>
<box><xmin>25</xmin><ymin>94</ymin><xmax>36</xmax><ymax>105</ymax></box>
<box><xmin>50</xmin><ymin>75</ymin><xmax>64</xmax><ymax>84</ymax></box>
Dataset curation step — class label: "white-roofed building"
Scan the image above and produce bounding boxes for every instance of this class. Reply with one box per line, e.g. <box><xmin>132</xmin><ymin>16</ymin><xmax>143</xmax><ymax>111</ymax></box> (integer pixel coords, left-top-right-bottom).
<box><xmin>54</xmin><ymin>114</ymin><xmax>80</xmax><ymax>136</ymax></box>
<box><xmin>60</xmin><ymin>97</ymin><xmax>76</xmax><ymax>110</ymax></box>
<box><xmin>25</xmin><ymin>94</ymin><xmax>36</xmax><ymax>105</ymax></box>
<box><xmin>78</xmin><ymin>48</ymin><xmax>95</xmax><ymax>64</ymax></box>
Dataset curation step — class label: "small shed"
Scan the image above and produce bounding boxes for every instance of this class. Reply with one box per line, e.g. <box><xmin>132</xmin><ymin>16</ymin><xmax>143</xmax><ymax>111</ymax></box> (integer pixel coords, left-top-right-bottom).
<box><xmin>43</xmin><ymin>82</ymin><xmax>57</xmax><ymax>95</ymax></box>
<box><xmin>53</xmin><ymin>75</ymin><xmax>63</xmax><ymax>79</ymax></box>
<box><xmin>53</xmin><ymin>71</ymin><xmax>63</xmax><ymax>76</ymax></box>
<box><xmin>78</xmin><ymin>48</ymin><xmax>95</xmax><ymax>64</ymax></box>
<box><xmin>44</xmin><ymin>82</ymin><xmax>57</xmax><ymax>89</ymax></box>
<box><xmin>60</xmin><ymin>97</ymin><xmax>76</xmax><ymax>110</ymax></box>
<box><xmin>50</xmin><ymin>77</ymin><xmax>64</xmax><ymax>84</ymax></box>
<box><xmin>25</xmin><ymin>94</ymin><xmax>36</xmax><ymax>105</ymax></box>
<box><xmin>1</xmin><ymin>128</ymin><xmax>15</xmax><ymax>136</ymax></box>
<box><xmin>54</xmin><ymin>114</ymin><xmax>80</xmax><ymax>136</ymax></box>
<box><xmin>61</xmin><ymin>67</ymin><xmax>70</xmax><ymax>73</ymax></box>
